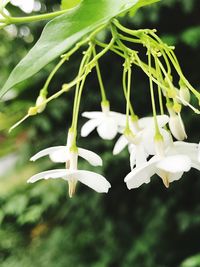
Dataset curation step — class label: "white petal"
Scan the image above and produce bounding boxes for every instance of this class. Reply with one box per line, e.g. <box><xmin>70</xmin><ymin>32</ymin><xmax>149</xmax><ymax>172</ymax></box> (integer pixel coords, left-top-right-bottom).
<box><xmin>139</xmin><ymin>115</ymin><xmax>169</xmax><ymax>129</ymax></box>
<box><xmin>81</xmin><ymin>119</ymin><xmax>100</xmax><ymax>137</ymax></box>
<box><xmin>129</xmin><ymin>145</ymin><xmax>136</xmax><ymax>170</ymax></box>
<box><xmin>97</xmin><ymin>117</ymin><xmax>118</xmax><ymax>140</ymax></box>
<box><xmin>156</xmin><ymin>155</ymin><xmax>191</xmax><ymax>173</ymax></box>
<box><xmin>191</xmin><ymin>161</ymin><xmax>200</xmax><ymax>171</ymax></box>
<box><xmin>113</xmin><ymin>135</ymin><xmax>129</xmax><ymax>155</ymax></box>
<box><xmin>142</xmin><ymin>128</ymin><xmax>172</xmax><ymax>156</ymax></box>
<box><xmin>30</xmin><ymin>146</ymin><xmax>66</xmax><ymax>161</ymax></box>
<box><xmin>50</xmin><ymin>147</ymin><xmax>69</xmax><ymax>163</ymax></box>
<box><xmin>169</xmin><ymin>113</ymin><xmax>187</xmax><ymax>141</ymax></box>
<box><xmin>67</xmin><ymin>170</ymin><xmax>111</xmax><ymax>193</ymax></box>
<box><xmin>168</xmin><ymin>171</ymin><xmax>184</xmax><ymax>183</ymax></box>
<box><xmin>135</xmin><ymin>144</ymin><xmax>147</xmax><ymax>167</ymax></box>
<box><xmin>78</xmin><ymin>148</ymin><xmax>102</xmax><ymax>166</ymax></box>
<box><xmin>110</xmin><ymin>111</ymin><xmax>126</xmax><ymax>127</ymax></box>
<box><xmin>167</xmin><ymin>141</ymin><xmax>198</xmax><ymax>161</ymax></box>
<box><xmin>124</xmin><ymin>158</ymin><xmax>158</xmax><ymax>189</ymax></box>
<box><xmin>27</xmin><ymin>169</ymin><xmax>68</xmax><ymax>183</ymax></box>
<box><xmin>82</xmin><ymin>111</ymin><xmax>103</xmax><ymax>119</ymax></box>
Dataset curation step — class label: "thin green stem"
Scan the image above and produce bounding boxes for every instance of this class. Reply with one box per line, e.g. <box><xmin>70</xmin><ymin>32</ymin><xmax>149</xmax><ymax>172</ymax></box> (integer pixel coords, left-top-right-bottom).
<box><xmin>86</xmin><ymin>37</ymin><xmax>115</xmax><ymax>69</ymax></box>
<box><xmin>71</xmin><ymin>46</ymin><xmax>92</xmax><ymax>132</ymax></box>
<box><xmin>92</xmin><ymin>46</ymin><xmax>107</xmax><ymax>102</ymax></box>
<box><xmin>154</xmin><ymin>55</ymin><xmax>164</xmax><ymax>115</ymax></box>
<box><xmin>148</xmin><ymin>48</ymin><xmax>160</xmax><ymax>135</ymax></box>
<box><xmin>4</xmin><ymin>9</ymin><xmax>68</xmax><ymax>25</ymax></box>
<box><xmin>126</xmin><ymin>64</ymin><xmax>132</xmax><ymax>129</ymax></box>
<box><xmin>94</xmin><ymin>39</ymin><xmax>125</xmax><ymax>58</ymax></box>
<box><xmin>71</xmin><ymin>46</ymin><xmax>93</xmax><ymax>145</ymax></box>
<box><xmin>42</xmin><ymin>57</ymin><xmax>66</xmax><ymax>95</ymax></box>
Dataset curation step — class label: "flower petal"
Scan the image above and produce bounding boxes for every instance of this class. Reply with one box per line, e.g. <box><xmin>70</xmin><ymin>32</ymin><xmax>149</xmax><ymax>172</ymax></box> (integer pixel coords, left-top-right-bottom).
<box><xmin>78</xmin><ymin>147</ymin><xmax>102</xmax><ymax>166</ymax></box>
<box><xmin>168</xmin><ymin>171</ymin><xmax>184</xmax><ymax>183</ymax></box>
<box><xmin>67</xmin><ymin>170</ymin><xmax>111</xmax><ymax>193</ymax></box>
<box><xmin>124</xmin><ymin>158</ymin><xmax>158</xmax><ymax>189</ymax></box>
<box><xmin>30</xmin><ymin>146</ymin><xmax>66</xmax><ymax>161</ymax></box>
<box><xmin>50</xmin><ymin>147</ymin><xmax>69</xmax><ymax>163</ymax></box>
<box><xmin>113</xmin><ymin>135</ymin><xmax>129</xmax><ymax>155</ymax></box>
<box><xmin>169</xmin><ymin>113</ymin><xmax>187</xmax><ymax>141</ymax></box>
<box><xmin>81</xmin><ymin>119</ymin><xmax>100</xmax><ymax>137</ymax></box>
<box><xmin>110</xmin><ymin>111</ymin><xmax>126</xmax><ymax>127</ymax></box>
<box><xmin>168</xmin><ymin>141</ymin><xmax>198</xmax><ymax>161</ymax></box>
<box><xmin>139</xmin><ymin>115</ymin><xmax>169</xmax><ymax>129</ymax></box>
<box><xmin>129</xmin><ymin>145</ymin><xmax>136</xmax><ymax>170</ymax></box>
<box><xmin>142</xmin><ymin>128</ymin><xmax>172</xmax><ymax>156</ymax></box>
<box><xmin>82</xmin><ymin>111</ymin><xmax>103</xmax><ymax>119</ymax></box>
<box><xmin>97</xmin><ymin>117</ymin><xmax>118</xmax><ymax>140</ymax></box>
<box><xmin>135</xmin><ymin>144</ymin><xmax>147</xmax><ymax>167</ymax></box>
<box><xmin>27</xmin><ymin>169</ymin><xmax>68</xmax><ymax>183</ymax></box>
<box><xmin>156</xmin><ymin>155</ymin><xmax>191</xmax><ymax>173</ymax></box>
<box><xmin>191</xmin><ymin>161</ymin><xmax>200</xmax><ymax>171</ymax></box>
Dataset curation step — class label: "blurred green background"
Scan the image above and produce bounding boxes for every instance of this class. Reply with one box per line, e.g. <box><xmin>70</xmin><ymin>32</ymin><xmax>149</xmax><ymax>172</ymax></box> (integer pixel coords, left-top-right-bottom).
<box><xmin>0</xmin><ymin>0</ymin><xmax>200</xmax><ymax>266</ymax></box>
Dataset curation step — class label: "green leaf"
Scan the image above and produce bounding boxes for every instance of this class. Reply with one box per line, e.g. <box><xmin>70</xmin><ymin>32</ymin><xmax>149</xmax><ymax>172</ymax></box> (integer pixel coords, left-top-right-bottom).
<box><xmin>61</xmin><ymin>0</ymin><xmax>81</xmax><ymax>10</ymax></box>
<box><xmin>1</xmin><ymin>0</ymin><xmax>159</xmax><ymax>97</ymax></box>
<box><xmin>129</xmin><ymin>0</ymin><xmax>160</xmax><ymax>16</ymax></box>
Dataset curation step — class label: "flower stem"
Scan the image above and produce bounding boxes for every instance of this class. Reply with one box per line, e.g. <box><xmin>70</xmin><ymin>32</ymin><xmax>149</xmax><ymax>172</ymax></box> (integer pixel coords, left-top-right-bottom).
<box><xmin>147</xmin><ymin>47</ymin><xmax>160</xmax><ymax>135</ymax></box>
<box><xmin>4</xmin><ymin>9</ymin><xmax>69</xmax><ymax>25</ymax></box>
<box><xmin>92</xmin><ymin>46</ymin><xmax>107</xmax><ymax>103</ymax></box>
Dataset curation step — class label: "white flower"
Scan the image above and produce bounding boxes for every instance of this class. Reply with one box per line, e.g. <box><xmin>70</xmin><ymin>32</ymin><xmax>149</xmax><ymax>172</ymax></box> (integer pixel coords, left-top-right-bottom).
<box><xmin>124</xmin><ymin>141</ymin><xmax>200</xmax><ymax>189</ymax></box>
<box><xmin>113</xmin><ymin>115</ymin><xmax>171</xmax><ymax>168</ymax></box>
<box><xmin>81</xmin><ymin>103</ymin><xmax>126</xmax><ymax>140</ymax></box>
<box><xmin>27</xmin><ymin>165</ymin><xmax>111</xmax><ymax>197</ymax></box>
<box><xmin>28</xmin><ymin>131</ymin><xmax>111</xmax><ymax>197</ymax></box>
<box><xmin>166</xmin><ymin>141</ymin><xmax>200</xmax><ymax>169</ymax></box>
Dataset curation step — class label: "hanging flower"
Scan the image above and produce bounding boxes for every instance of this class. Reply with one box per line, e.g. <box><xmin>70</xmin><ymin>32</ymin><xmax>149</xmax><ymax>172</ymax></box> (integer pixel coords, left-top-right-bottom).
<box><xmin>113</xmin><ymin>115</ymin><xmax>171</xmax><ymax>169</ymax></box>
<box><xmin>124</xmin><ymin>141</ymin><xmax>200</xmax><ymax>189</ymax></box>
<box><xmin>28</xmin><ymin>131</ymin><xmax>111</xmax><ymax>197</ymax></box>
<box><xmin>81</xmin><ymin>102</ymin><xmax>126</xmax><ymax>140</ymax></box>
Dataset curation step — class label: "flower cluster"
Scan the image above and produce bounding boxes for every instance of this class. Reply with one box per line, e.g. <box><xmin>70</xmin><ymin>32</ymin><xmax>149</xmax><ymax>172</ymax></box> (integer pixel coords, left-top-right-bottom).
<box><xmin>9</xmin><ymin>19</ymin><xmax>200</xmax><ymax>197</ymax></box>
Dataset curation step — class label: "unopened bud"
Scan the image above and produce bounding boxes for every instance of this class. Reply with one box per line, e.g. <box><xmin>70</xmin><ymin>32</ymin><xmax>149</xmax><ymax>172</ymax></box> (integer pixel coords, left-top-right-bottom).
<box><xmin>168</xmin><ymin>107</ymin><xmax>187</xmax><ymax>141</ymax></box>
<box><xmin>36</xmin><ymin>95</ymin><xmax>46</xmax><ymax>113</ymax></box>
<box><xmin>179</xmin><ymin>87</ymin><xmax>190</xmax><ymax>104</ymax></box>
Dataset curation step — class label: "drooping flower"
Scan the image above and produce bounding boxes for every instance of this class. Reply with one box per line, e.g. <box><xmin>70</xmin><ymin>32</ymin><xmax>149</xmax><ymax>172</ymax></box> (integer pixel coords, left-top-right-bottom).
<box><xmin>81</xmin><ymin>102</ymin><xmax>126</xmax><ymax>140</ymax></box>
<box><xmin>113</xmin><ymin>115</ymin><xmax>172</xmax><ymax>168</ymax></box>
<box><xmin>28</xmin><ymin>131</ymin><xmax>111</xmax><ymax>197</ymax></box>
<box><xmin>124</xmin><ymin>141</ymin><xmax>200</xmax><ymax>189</ymax></box>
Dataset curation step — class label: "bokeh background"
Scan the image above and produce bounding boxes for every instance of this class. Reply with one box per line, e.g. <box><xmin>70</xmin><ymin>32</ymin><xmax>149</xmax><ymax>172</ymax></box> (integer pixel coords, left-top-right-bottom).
<box><xmin>0</xmin><ymin>0</ymin><xmax>200</xmax><ymax>266</ymax></box>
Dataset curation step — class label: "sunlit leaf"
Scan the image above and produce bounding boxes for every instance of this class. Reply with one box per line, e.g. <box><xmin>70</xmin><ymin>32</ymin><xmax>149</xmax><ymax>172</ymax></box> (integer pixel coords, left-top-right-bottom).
<box><xmin>61</xmin><ymin>0</ymin><xmax>81</xmax><ymax>10</ymax></box>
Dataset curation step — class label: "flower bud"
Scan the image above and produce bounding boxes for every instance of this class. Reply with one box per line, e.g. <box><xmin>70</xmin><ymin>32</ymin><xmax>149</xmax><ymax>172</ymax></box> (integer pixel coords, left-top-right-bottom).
<box><xmin>168</xmin><ymin>107</ymin><xmax>187</xmax><ymax>141</ymax></box>
<box><xmin>179</xmin><ymin>86</ymin><xmax>190</xmax><ymax>104</ymax></box>
<box><xmin>36</xmin><ymin>95</ymin><xmax>47</xmax><ymax>113</ymax></box>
